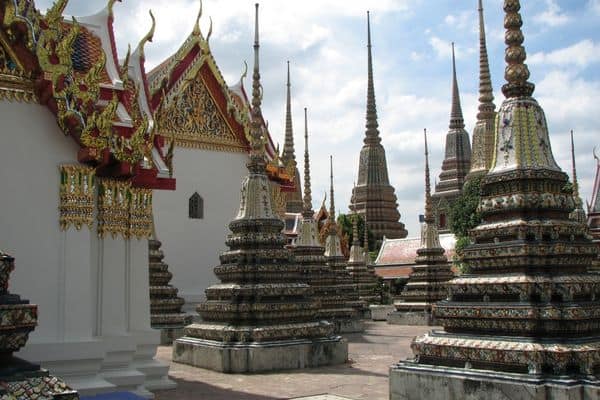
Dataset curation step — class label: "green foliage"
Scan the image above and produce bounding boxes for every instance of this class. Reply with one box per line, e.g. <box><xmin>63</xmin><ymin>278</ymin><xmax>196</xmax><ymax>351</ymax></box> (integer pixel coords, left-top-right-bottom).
<box><xmin>337</xmin><ymin>213</ymin><xmax>376</xmax><ymax>251</ymax></box>
<box><xmin>449</xmin><ymin>176</ymin><xmax>483</xmax><ymax>237</ymax></box>
<box><xmin>452</xmin><ymin>236</ymin><xmax>472</xmax><ymax>275</ymax></box>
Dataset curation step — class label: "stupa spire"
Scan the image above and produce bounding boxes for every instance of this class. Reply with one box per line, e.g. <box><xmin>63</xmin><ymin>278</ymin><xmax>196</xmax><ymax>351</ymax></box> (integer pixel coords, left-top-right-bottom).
<box><xmin>423</xmin><ymin>129</ymin><xmax>433</xmax><ymax>223</ymax></box>
<box><xmin>328</xmin><ymin>156</ymin><xmax>335</xmax><ymax>225</ymax></box>
<box><xmin>449</xmin><ymin>43</ymin><xmax>465</xmax><ymax>130</ymax></box>
<box><xmin>282</xmin><ymin>61</ymin><xmax>296</xmax><ymax>164</ymax></box>
<box><xmin>302</xmin><ymin>107</ymin><xmax>313</xmax><ymax>217</ymax></box>
<box><xmin>502</xmin><ymin>0</ymin><xmax>535</xmax><ymax>98</ymax></box>
<box><xmin>365</xmin><ymin>10</ymin><xmax>380</xmax><ymax>144</ymax></box>
<box><xmin>248</xmin><ymin>2</ymin><xmax>263</xmax><ymax>161</ymax></box>
<box><xmin>477</xmin><ymin>0</ymin><xmax>495</xmax><ymax>120</ymax></box>
<box><xmin>571</xmin><ymin>130</ymin><xmax>579</xmax><ymax>199</ymax></box>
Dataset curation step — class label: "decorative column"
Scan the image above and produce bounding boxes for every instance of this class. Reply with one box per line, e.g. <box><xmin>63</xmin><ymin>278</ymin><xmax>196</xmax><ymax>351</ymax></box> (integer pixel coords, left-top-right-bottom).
<box><xmin>171</xmin><ymin>4</ymin><xmax>347</xmax><ymax>373</ymax></box>
<box><xmin>0</xmin><ymin>251</ymin><xmax>79</xmax><ymax>399</ymax></box>
<box><xmin>388</xmin><ymin>130</ymin><xmax>454</xmax><ymax>326</ymax></box>
<box><xmin>390</xmin><ymin>1</ymin><xmax>600</xmax><ymax>398</ymax></box>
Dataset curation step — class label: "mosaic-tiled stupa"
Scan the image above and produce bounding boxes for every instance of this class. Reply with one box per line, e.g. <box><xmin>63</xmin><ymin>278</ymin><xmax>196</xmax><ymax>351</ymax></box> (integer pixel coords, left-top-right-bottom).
<box><xmin>324</xmin><ymin>156</ymin><xmax>368</xmax><ymax>326</ymax></box>
<box><xmin>390</xmin><ymin>1</ymin><xmax>600</xmax><ymax>398</ymax></box>
<box><xmin>350</xmin><ymin>11</ymin><xmax>407</xmax><ymax>243</ymax></box>
<box><xmin>290</xmin><ymin>127</ymin><xmax>360</xmax><ymax>334</ymax></box>
<box><xmin>569</xmin><ymin>130</ymin><xmax>586</xmax><ymax>225</ymax></box>
<box><xmin>172</xmin><ymin>4</ymin><xmax>346</xmax><ymax>373</ymax></box>
<box><xmin>466</xmin><ymin>0</ymin><xmax>496</xmax><ymax>181</ymax></box>
<box><xmin>346</xmin><ymin>209</ymin><xmax>380</xmax><ymax>309</ymax></box>
<box><xmin>148</xmin><ymin>237</ymin><xmax>191</xmax><ymax>344</ymax></box>
<box><xmin>589</xmin><ymin>149</ymin><xmax>600</xmax><ymax>271</ymax></box>
<box><xmin>0</xmin><ymin>251</ymin><xmax>79</xmax><ymax>399</ymax></box>
<box><xmin>388</xmin><ymin>130</ymin><xmax>454</xmax><ymax>326</ymax></box>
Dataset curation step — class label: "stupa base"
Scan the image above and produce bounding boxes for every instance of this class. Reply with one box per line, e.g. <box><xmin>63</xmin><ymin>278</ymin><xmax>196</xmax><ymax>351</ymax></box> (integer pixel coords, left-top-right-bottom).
<box><xmin>390</xmin><ymin>361</ymin><xmax>600</xmax><ymax>400</ymax></box>
<box><xmin>334</xmin><ymin>318</ymin><xmax>365</xmax><ymax>333</ymax></box>
<box><xmin>156</xmin><ymin>327</ymin><xmax>186</xmax><ymax>345</ymax></box>
<box><xmin>369</xmin><ymin>304</ymin><xmax>395</xmax><ymax>321</ymax></box>
<box><xmin>172</xmin><ymin>336</ymin><xmax>348</xmax><ymax>373</ymax></box>
<box><xmin>387</xmin><ymin>310</ymin><xmax>433</xmax><ymax>326</ymax></box>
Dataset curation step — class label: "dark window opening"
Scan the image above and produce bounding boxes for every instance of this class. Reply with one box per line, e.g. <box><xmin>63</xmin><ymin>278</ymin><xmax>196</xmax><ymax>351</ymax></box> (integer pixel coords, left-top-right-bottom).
<box><xmin>439</xmin><ymin>213</ymin><xmax>447</xmax><ymax>229</ymax></box>
<box><xmin>189</xmin><ymin>192</ymin><xmax>204</xmax><ymax>219</ymax></box>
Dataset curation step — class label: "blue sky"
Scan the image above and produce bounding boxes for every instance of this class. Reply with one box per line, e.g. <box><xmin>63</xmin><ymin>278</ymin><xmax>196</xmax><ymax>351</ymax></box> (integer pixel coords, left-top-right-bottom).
<box><xmin>39</xmin><ymin>0</ymin><xmax>600</xmax><ymax>237</ymax></box>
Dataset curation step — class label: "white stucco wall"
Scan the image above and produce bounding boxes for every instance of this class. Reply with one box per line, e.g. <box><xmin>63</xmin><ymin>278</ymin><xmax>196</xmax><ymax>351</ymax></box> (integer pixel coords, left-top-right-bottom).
<box><xmin>153</xmin><ymin>146</ymin><xmax>248</xmax><ymax>305</ymax></box>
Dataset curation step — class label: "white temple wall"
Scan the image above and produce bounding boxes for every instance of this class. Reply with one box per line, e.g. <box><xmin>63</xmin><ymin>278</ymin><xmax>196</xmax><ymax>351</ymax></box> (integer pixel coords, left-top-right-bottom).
<box><xmin>153</xmin><ymin>146</ymin><xmax>248</xmax><ymax>307</ymax></box>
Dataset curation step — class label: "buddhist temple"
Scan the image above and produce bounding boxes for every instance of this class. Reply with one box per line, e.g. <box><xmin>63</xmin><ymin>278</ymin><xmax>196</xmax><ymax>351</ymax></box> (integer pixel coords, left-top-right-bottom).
<box><xmin>289</xmin><ymin>109</ymin><xmax>357</xmax><ymax>334</ymax></box>
<box><xmin>282</xmin><ymin>61</ymin><xmax>303</xmax><ymax>213</ymax></box>
<box><xmin>149</xmin><ymin>1</ymin><xmax>295</xmax><ymax>311</ymax></box>
<box><xmin>388</xmin><ymin>130</ymin><xmax>454</xmax><ymax>326</ymax></box>
<box><xmin>349</xmin><ymin>11</ymin><xmax>407</xmax><ymax>243</ymax></box>
<box><xmin>0</xmin><ymin>0</ymin><xmax>174</xmax><ymax>395</ymax></box>
<box><xmin>391</xmin><ymin>1</ymin><xmax>600</xmax><ymax>398</ymax></box>
<box><xmin>148</xmin><ymin>235</ymin><xmax>191</xmax><ymax>344</ymax></box>
<box><xmin>0</xmin><ymin>250</ymin><xmax>79</xmax><ymax>399</ymax></box>
<box><xmin>466</xmin><ymin>0</ymin><xmax>496</xmax><ymax>180</ymax></box>
<box><xmin>171</xmin><ymin>4</ymin><xmax>347</xmax><ymax>373</ymax></box>
<box><xmin>431</xmin><ymin>43</ymin><xmax>472</xmax><ymax>234</ymax></box>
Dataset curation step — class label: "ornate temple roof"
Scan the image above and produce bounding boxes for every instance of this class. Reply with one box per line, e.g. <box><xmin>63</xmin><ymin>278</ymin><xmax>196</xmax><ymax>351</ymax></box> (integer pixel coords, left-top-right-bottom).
<box><xmin>0</xmin><ymin>0</ymin><xmax>175</xmax><ymax>189</ymax></box>
<box><xmin>374</xmin><ymin>234</ymin><xmax>456</xmax><ymax>267</ymax></box>
<box><xmin>432</xmin><ymin>43</ymin><xmax>471</xmax><ymax>200</ymax></box>
<box><xmin>350</xmin><ymin>11</ymin><xmax>407</xmax><ymax>241</ymax></box>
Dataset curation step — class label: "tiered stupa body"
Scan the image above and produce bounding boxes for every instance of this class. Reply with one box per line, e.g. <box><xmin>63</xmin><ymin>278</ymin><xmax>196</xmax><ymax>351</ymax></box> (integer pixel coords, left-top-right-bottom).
<box><xmin>289</xmin><ymin>111</ymin><xmax>358</xmax><ymax>334</ymax></box>
<box><xmin>0</xmin><ymin>251</ymin><xmax>78</xmax><ymax>399</ymax></box>
<box><xmin>350</xmin><ymin>12</ymin><xmax>407</xmax><ymax>243</ymax></box>
<box><xmin>172</xmin><ymin>5</ymin><xmax>346</xmax><ymax>373</ymax></box>
<box><xmin>431</xmin><ymin>44</ymin><xmax>472</xmax><ymax>233</ymax></box>
<box><xmin>148</xmin><ymin>238</ymin><xmax>192</xmax><ymax>344</ymax></box>
<box><xmin>346</xmin><ymin>210</ymin><xmax>380</xmax><ymax>309</ymax></box>
<box><xmin>589</xmin><ymin>150</ymin><xmax>600</xmax><ymax>271</ymax></box>
<box><xmin>466</xmin><ymin>0</ymin><xmax>496</xmax><ymax>181</ymax></box>
<box><xmin>389</xmin><ymin>131</ymin><xmax>454</xmax><ymax>326</ymax></box>
<box><xmin>391</xmin><ymin>2</ymin><xmax>600</xmax><ymax>398</ymax></box>
<box><xmin>282</xmin><ymin>62</ymin><xmax>303</xmax><ymax>214</ymax></box>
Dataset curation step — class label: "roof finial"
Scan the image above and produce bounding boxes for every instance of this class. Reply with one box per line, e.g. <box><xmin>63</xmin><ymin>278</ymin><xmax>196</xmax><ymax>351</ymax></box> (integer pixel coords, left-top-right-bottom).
<box><xmin>502</xmin><ymin>0</ymin><xmax>535</xmax><ymax>98</ymax></box>
<box><xmin>328</xmin><ymin>155</ymin><xmax>335</xmax><ymax>225</ymax></box>
<box><xmin>571</xmin><ymin>130</ymin><xmax>579</xmax><ymax>198</ymax></box>
<box><xmin>240</xmin><ymin>60</ymin><xmax>248</xmax><ymax>83</ymax></box>
<box><xmin>477</xmin><ymin>0</ymin><xmax>495</xmax><ymax>121</ymax></box>
<box><xmin>135</xmin><ymin>10</ymin><xmax>155</xmax><ymax>60</ymax></box>
<box><xmin>107</xmin><ymin>0</ymin><xmax>121</xmax><ymax>18</ymax></box>
<box><xmin>302</xmin><ymin>107</ymin><xmax>313</xmax><ymax>216</ymax></box>
<box><xmin>248</xmin><ymin>3</ymin><xmax>264</xmax><ymax>157</ymax></box>
<box><xmin>192</xmin><ymin>0</ymin><xmax>203</xmax><ymax>36</ymax></box>
<box><xmin>364</xmin><ymin>11</ymin><xmax>381</xmax><ymax>144</ymax></box>
<box><xmin>282</xmin><ymin>61</ymin><xmax>296</xmax><ymax>165</ymax></box>
<box><xmin>449</xmin><ymin>42</ymin><xmax>465</xmax><ymax>130</ymax></box>
<box><xmin>424</xmin><ymin>129</ymin><xmax>433</xmax><ymax>222</ymax></box>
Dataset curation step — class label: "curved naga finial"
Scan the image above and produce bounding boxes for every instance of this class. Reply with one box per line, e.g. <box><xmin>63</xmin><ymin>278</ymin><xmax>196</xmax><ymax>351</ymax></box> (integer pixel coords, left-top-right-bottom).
<box><xmin>46</xmin><ymin>0</ymin><xmax>69</xmax><ymax>26</ymax></box>
<box><xmin>594</xmin><ymin>146</ymin><xmax>599</xmax><ymax>163</ymax></box>
<box><xmin>107</xmin><ymin>0</ymin><xmax>121</xmax><ymax>18</ymax></box>
<box><xmin>240</xmin><ymin>60</ymin><xmax>248</xmax><ymax>82</ymax></box>
<box><xmin>193</xmin><ymin>0</ymin><xmax>203</xmax><ymax>36</ymax></box>
<box><xmin>206</xmin><ymin>16</ymin><xmax>213</xmax><ymax>44</ymax></box>
<box><xmin>120</xmin><ymin>44</ymin><xmax>131</xmax><ymax>82</ymax></box>
<box><xmin>136</xmin><ymin>10</ymin><xmax>155</xmax><ymax>59</ymax></box>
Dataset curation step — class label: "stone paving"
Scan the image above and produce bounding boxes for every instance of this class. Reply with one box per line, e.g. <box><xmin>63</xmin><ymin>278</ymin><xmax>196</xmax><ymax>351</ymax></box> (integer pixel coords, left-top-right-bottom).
<box><xmin>154</xmin><ymin>321</ymin><xmax>432</xmax><ymax>400</ymax></box>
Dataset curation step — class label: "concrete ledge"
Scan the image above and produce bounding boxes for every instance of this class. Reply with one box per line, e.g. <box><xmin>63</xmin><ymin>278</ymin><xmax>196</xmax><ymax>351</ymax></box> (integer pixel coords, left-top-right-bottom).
<box><xmin>390</xmin><ymin>361</ymin><xmax>600</xmax><ymax>400</ymax></box>
<box><xmin>172</xmin><ymin>336</ymin><xmax>348</xmax><ymax>373</ymax></box>
<box><xmin>369</xmin><ymin>305</ymin><xmax>395</xmax><ymax>321</ymax></box>
<box><xmin>335</xmin><ymin>319</ymin><xmax>365</xmax><ymax>334</ymax></box>
<box><xmin>387</xmin><ymin>311</ymin><xmax>432</xmax><ymax>326</ymax></box>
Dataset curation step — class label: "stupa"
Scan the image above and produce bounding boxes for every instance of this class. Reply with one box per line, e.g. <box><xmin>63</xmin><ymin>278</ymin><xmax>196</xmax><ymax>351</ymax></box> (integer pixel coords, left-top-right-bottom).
<box><xmin>589</xmin><ymin>149</ymin><xmax>600</xmax><ymax>271</ymax></box>
<box><xmin>569</xmin><ymin>130</ymin><xmax>586</xmax><ymax>225</ymax></box>
<box><xmin>324</xmin><ymin>157</ymin><xmax>369</xmax><ymax>326</ymax></box>
<box><xmin>466</xmin><ymin>0</ymin><xmax>496</xmax><ymax>181</ymax></box>
<box><xmin>350</xmin><ymin>11</ymin><xmax>408</xmax><ymax>243</ymax></box>
<box><xmin>289</xmin><ymin>110</ymin><xmax>357</xmax><ymax>335</ymax></box>
<box><xmin>431</xmin><ymin>43</ymin><xmax>472</xmax><ymax>233</ymax></box>
<box><xmin>172</xmin><ymin>4</ymin><xmax>347</xmax><ymax>373</ymax></box>
<box><xmin>148</xmin><ymin>236</ymin><xmax>192</xmax><ymax>344</ymax></box>
<box><xmin>347</xmin><ymin>207</ymin><xmax>380</xmax><ymax>310</ymax></box>
<box><xmin>390</xmin><ymin>1</ymin><xmax>600</xmax><ymax>398</ymax></box>
<box><xmin>0</xmin><ymin>250</ymin><xmax>78</xmax><ymax>399</ymax></box>
<box><xmin>388</xmin><ymin>130</ymin><xmax>454</xmax><ymax>326</ymax></box>
<box><xmin>282</xmin><ymin>62</ymin><xmax>303</xmax><ymax>214</ymax></box>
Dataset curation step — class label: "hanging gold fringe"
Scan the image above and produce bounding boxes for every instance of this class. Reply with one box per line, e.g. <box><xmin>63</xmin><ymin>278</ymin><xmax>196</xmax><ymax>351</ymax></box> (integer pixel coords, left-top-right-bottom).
<box><xmin>129</xmin><ymin>187</ymin><xmax>153</xmax><ymax>239</ymax></box>
<box><xmin>97</xmin><ymin>179</ymin><xmax>131</xmax><ymax>239</ymax></box>
<box><xmin>59</xmin><ymin>165</ymin><xmax>95</xmax><ymax>231</ymax></box>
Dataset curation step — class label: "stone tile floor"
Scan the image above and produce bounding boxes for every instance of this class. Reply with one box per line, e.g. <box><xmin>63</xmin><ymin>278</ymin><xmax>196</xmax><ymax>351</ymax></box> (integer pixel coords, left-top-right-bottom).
<box><xmin>154</xmin><ymin>321</ymin><xmax>432</xmax><ymax>400</ymax></box>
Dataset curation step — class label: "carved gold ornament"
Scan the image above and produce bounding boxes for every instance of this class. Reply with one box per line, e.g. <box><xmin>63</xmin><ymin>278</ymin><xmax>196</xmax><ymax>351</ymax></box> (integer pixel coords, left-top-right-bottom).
<box><xmin>129</xmin><ymin>187</ymin><xmax>153</xmax><ymax>239</ymax></box>
<box><xmin>59</xmin><ymin>164</ymin><xmax>95</xmax><ymax>231</ymax></box>
<box><xmin>97</xmin><ymin>178</ymin><xmax>130</xmax><ymax>239</ymax></box>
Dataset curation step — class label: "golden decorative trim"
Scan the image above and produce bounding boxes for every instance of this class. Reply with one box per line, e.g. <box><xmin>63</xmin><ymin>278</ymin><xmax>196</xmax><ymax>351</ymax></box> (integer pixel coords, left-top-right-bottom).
<box><xmin>269</xmin><ymin>182</ymin><xmax>286</xmax><ymax>219</ymax></box>
<box><xmin>129</xmin><ymin>187</ymin><xmax>153</xmax><ymax>239</ymax></box>
<box><xmin>97</xmin><ymin>178</ymin><xmax>130</xmax><ymax>239</ymax></box>
<box><xmin>59</xmin><ymin>164</ymin><xmax>95</xmax><ymax>231</ymax></box>
<box><xmin>174</xmin><ymin>138</ymin><xmax>247</xmax><ymax>153</ymax></box>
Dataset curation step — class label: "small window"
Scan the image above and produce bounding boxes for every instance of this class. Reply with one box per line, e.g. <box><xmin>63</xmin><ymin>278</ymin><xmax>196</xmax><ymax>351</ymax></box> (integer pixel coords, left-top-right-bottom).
<box><xmin>439</xmin><ymin>213</ymin><xmax>447</xmax><ymax>229</ymax></box>
<box><xmin>189</xmin><ymin>192</ymin><xmax>204</xmax><ymax>219</ymax></box>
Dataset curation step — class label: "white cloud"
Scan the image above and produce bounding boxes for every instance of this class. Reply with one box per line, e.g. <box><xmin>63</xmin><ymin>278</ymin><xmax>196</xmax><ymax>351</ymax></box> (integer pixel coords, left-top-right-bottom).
<box><xmin>529</xmin><ymin>40</ymin><xmax>600</xmax><ymax>68</ymax></box>
<box><xmin>444</xmin><ymin>10</ymin><xmax>474</xmax><ymax>31</ymax></box>
<box><xmin>589</xmin><ymin>0</ymin><xmax>600</xmax><ymax>14</ymax></box>
<box><xmin>533</xmin><ymin>0</ymin><xmax>571</xmax><ymax>27</ymax></box>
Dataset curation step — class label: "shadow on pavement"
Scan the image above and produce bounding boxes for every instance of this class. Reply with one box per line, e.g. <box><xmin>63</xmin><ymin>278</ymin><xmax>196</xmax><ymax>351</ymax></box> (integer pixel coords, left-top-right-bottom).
<box><xmin>154</xmin><ymin>377</ymin><xmax>283</xmax><ymax>400</ymax></box>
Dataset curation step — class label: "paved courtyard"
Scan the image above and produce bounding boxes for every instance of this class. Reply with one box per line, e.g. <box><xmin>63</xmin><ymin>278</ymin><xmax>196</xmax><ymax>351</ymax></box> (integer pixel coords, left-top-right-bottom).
<box><xmin>154</xmin><ymin>321</ymin><xmax>433</xmax><ymax>400</ymax></box>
